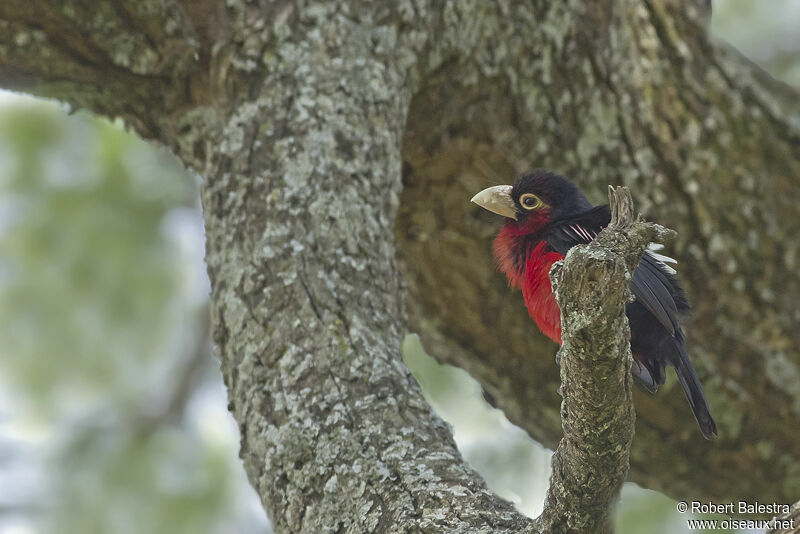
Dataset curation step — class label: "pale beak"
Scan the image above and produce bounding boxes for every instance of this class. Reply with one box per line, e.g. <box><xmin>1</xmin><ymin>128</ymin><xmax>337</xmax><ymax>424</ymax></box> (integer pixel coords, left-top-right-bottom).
<box><xmin>470</xmin><ymin>185</ymin><xmax>517</xmax><ymax>220</ymax></box>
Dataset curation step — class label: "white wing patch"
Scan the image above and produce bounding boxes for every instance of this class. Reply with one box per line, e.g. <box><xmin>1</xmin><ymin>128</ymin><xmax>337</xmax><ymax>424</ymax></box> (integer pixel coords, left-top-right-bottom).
<box><xmin>561</xmin><ymin>229</ymin><xmax>678</xmax><ymax>275</ymax></box>
<box><xmin>646</xmin><ymin>243</ymin><xmax>677</xmax><ymax>275</ymax></box>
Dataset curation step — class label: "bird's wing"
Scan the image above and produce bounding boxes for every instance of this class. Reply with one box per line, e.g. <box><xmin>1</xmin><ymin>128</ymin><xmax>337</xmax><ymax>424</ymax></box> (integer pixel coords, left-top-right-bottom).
<box><xmin>545</xmin><ymin>205</ymin><xmax>684</xmax><ymax>336</ymax></box>
<box><xmin>630</xmin><ymin>252</ymin><xmax>680</xmax><ymax>335</ymax></box>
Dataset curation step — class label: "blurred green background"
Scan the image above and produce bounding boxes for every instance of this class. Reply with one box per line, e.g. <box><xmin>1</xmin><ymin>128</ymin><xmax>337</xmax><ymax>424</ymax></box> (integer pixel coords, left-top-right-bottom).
<box><xmin>0</xmin><ymin>2</ymin><xmax>797</xmax><ymax>533</ymax></box>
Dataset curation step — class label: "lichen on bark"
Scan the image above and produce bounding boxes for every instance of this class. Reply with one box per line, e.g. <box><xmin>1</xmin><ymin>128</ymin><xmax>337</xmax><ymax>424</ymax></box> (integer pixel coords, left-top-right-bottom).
<box><xmin>533</xmin><ymin>187</ymin><xmax>672</xmax><ymax>533</ymax></box>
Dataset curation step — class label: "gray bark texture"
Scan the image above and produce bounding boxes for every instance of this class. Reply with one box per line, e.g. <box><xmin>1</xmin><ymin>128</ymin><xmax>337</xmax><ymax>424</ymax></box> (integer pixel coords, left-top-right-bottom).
<box><xmin>534</xmin><ymin>186</ymin><xmax>674</xmax><ymax>533</ymax></box>
<box><xmin>3</xmin><ymin>0</ymin><xmax>800</xmax><ymax>531</ymax></box>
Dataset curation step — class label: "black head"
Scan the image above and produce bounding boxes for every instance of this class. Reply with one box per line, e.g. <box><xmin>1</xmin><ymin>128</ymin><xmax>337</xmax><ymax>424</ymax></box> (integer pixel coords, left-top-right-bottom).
<box><xmin>509</xmin><ymin>170</ymin><xmax>592</xmax><ymax>221</ymax></box>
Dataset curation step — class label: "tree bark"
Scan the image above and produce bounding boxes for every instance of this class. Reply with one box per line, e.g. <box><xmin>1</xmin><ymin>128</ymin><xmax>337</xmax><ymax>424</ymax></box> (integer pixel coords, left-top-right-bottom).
<box><xmin>535</xmin><ymin>186</ymin><xmax>673</xmax><ymax>533</ymax></box>
<box><xmin>3</xmin><ymin>0</ymin><xmax>800</xmax><ymax>528</ymax></box>
<box><xmin>190</xmin><ymin>3</ymin><xmax>535</xmax><ymax>530</ymax></box>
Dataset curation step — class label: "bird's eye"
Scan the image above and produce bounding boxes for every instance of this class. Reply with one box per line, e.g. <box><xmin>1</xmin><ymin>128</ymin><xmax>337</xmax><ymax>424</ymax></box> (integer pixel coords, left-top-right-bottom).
<box><xmin>520</xmin><ymin>193</ymin><xmax>544</xmax><ymax>210</ymax></box>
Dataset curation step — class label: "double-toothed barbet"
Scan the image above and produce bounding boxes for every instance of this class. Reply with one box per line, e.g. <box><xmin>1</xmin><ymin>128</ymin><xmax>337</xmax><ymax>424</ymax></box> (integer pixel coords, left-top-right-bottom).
<box><xmin>471</xmin><ymin>170</ymin><xmax>717</xmax><ymax>439</ymax></box>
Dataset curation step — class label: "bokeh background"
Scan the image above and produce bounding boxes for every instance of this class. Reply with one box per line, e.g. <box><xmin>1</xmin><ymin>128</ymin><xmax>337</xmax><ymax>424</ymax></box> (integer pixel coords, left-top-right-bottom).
<box><xmin>1</xmin><ymin>2</ymin><xmax>798</xmax><ymax>533</ymax></box>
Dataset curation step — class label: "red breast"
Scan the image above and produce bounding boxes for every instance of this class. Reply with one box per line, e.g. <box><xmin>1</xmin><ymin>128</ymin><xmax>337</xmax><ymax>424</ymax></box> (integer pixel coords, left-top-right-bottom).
<box><xmin>493</xmin><ymin>213</ymin><xmax>564</xmax><ymax>344</ymax></box>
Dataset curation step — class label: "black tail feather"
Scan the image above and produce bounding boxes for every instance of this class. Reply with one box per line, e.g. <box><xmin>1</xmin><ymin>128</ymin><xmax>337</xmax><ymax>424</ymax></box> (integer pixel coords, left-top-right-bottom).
<box><xmin>672</xmin><ymin>342</ymin><xmax>717</xmax><ymax>440</ymax></box>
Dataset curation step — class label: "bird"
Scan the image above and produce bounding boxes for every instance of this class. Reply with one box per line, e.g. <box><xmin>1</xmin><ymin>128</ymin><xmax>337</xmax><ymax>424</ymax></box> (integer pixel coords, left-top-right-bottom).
<box><xmin>471</xmin><ymin>170</ymin><xmax>717</xmax><ymax>439</ymax></box>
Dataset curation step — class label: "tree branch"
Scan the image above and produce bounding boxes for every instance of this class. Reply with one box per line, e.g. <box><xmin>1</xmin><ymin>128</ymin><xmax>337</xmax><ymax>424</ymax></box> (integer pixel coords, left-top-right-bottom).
<box><xmin>532</xmin><ymin>187</ymin><xmax>669</xmax><ymax>532</ymax></box>
<box><xmin>0</xmin><ymin>0</ymin><xmax>202</xmax><ymax>137</ymax></box>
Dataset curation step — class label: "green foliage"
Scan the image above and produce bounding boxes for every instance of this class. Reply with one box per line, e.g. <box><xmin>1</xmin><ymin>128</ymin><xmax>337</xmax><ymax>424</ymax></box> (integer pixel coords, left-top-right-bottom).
<box><xmin>0</xmin><ymin>95</ymin><xmax>268</xmax><ymax>534</ymax></box>
<box><xmin>0</xmin><ymin>100</ymin><xmax>192</xmax><ymax>407</ymax></box>
<box><xmin>49</xmin><ymin>423</ymin><xmax>231</xmax><ymax>534</ymax></box>
<box><xmin>711</xmin><ymin>0</ymin><xmax>800</xmax><ymax>86</ymax></box>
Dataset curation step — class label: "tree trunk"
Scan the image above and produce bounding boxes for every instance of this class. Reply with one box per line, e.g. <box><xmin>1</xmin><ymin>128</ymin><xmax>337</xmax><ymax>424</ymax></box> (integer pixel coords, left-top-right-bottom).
<box><xmin>3</xmin><ymin>0</ymin><xmax>800</xmax><ymax>529</ymax></box>
<box><xmin>190</xmin><ymin>3</ymin><xmax>533</xmax><ymax>530</ymax></box>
